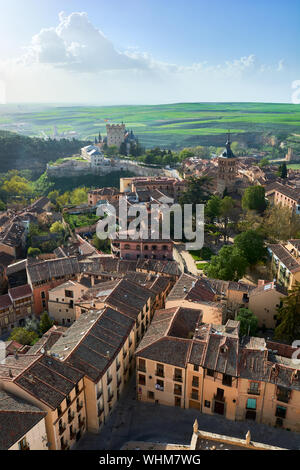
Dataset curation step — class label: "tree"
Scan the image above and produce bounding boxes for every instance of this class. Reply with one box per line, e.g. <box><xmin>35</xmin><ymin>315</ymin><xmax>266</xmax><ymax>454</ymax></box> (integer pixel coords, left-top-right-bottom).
<box><xmin>204</xmin><ymin>245</ymin><xmax>248</xmax><ymax>281</ymax></box>
<box><xmin>92</xmin><ymin>233</ymin><xmax>111</xmax><ymax>253</ymax></box>
<box><xmin>219</xmin><ymin>196</ymin><xmax>235</xmax><ymax>240</ymax></box>
<box><xmin>48</xmin><ymin>190</ymin><xmax>60</xmax><ymax>204</ymax></box>
<box><xmin>258</xmin><ymin>157</ymin><xmax>270</xmax><ymax>168</ymax></box>
<box><xmin>242</xmin><ymin>185</ymin><xmax>267</xmax><ymax>213</ymax></box>
<box><xmin>50</xmin><ymin>221</ymin><xmax>65</xmax><ymax>233</ymax></box>
<box><xmin>274</xmin><ymin>282</ymin><xmax>300</xmax><ymax>343</ymax></box>
<box><xmin>234</xmin><ymin>230</ymin><xmax>266</xmax><ymax>265</ymax></box>
<box><xmin>8</xmin><ymin>327</ymin><xmax>39</xmax><ymax>346</ymax></box>
<box><xmin>236</xmin><ymin>308</ymin><xmax>258</xmax><ymax>336</ymax></box>
<box><xmin>264</xmin><ymin>205</ymin><xmax>300</xmax><ymax>242</ymax></box>
<box><xmin>179</xmin><ymin>176</ymin><xmax>211</xmax><ymax>207</ymax></box>
<box><xmin>278</xmin><ymin>162</ymin><xmax>288</xmax><ymax>179</ymax></box>
<box><xmin>205</xmin><ymin>195</ymin><xmax>222</xmax><ymax>222</ymax></box>
<box><xmin>39</xmin><ymin>312</ymin><xmax>54</xmax><ymax>335</ymax></box>
<box><xmin>27</xmin><ymin>247</ymin><xmax>41</xmax><ymax>257</ymax></box>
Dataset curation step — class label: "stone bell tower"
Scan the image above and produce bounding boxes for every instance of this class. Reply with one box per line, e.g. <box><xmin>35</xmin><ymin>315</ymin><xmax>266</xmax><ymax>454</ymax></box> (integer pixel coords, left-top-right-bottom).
<box><xmin>217</xmin><ymin>132</ymin><xmax>237</xmax><ymax>195</ymax></box>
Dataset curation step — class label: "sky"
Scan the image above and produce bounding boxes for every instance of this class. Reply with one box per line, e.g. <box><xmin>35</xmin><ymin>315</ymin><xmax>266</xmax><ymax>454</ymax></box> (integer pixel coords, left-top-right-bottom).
<box><xmin>0</xmin><ymin>0</ymin><xmax>299</xmax><ymax>104</ymax></box>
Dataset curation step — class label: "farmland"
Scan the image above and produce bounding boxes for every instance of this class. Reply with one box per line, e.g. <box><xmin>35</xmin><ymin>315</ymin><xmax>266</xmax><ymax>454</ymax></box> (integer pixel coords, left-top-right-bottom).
<box><xmin>0</xmin><ymin>102</ymin><xmax>300</xmax><ymax>150</ymax></box>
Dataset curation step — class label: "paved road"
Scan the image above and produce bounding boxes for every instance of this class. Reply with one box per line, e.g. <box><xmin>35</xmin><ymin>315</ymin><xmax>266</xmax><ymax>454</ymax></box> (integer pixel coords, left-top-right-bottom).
<box><xmin>75</xmin><ymin>376</ymin><xmax>300</xmax><ymax>450</ymax></box>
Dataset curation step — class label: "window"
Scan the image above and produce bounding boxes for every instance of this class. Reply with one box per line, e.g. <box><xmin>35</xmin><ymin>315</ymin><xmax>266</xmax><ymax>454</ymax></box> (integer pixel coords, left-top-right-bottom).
<box><xmin>191</xmin><ymin>388</ymin><xmax>199</xmax><ymax>400</ymax></box>
<box><xmin>148</xmin><ymin>391</ymin><xmax>154</xmax><ymax>400</ymax></box>
<box><xmin>192</xmin><ymin>376</ymin><xmax>199</xmax><ymax>388</ymax></box>
<box><xmin>174</xmin><ymin>368</ymin><xmax>182</xmax><ymax>382</ymax></box>
<box><xmin>222</xmin><ymin>374</ymin><xmax>232</xmax><ymax>387</ymax></box>
<box><xmin>138</xmin><ymin>374</ymin><xmax>146</xmax><ymax>386</ymax></box>
<box><xmin>156</xmin><ymin>363</ymin><xmax>164</xmax><ymax>377</ymax></box>
<box><xmin>174</xmin><ymin>384</ymin><xmax>182</xmax><ymax>396</ymax></box>
<box><xmin>248</xmin><ymin>382</ymin><xmax>259</xmax><ymax>395</ymax></box>
<box><xmin>204</xmin><ymin>400</ymin><xmax>211</xmax><ymax>408</ymax></box>
<box><xmin>65</xmin><ymin>290</ymin><xmax>74</xmax><ymax>298</ymax></box>
<box><xmin>275</xmin><ymin>406</ymin><xmax>287</xmax><ymax>419</ymax></box>
<box><xmin>156</xmin><ymin>380</ymin><xmax>164</xmax><ymax>391</ymax></box>
<box><xmin>138</xmin><ymin>358</ymin><xmax>146</xmax><ymax>372</ymax></box>
<box><xmin>193</xmin><ymin>365</ymin><xmax>199</xmax><ymax>372</ymax></box>
<box><xmin>276</xmin><ymin>386</ymin><xmax>291</xmax><ymax>403</ymax></box>
<box><xmin>41</xmin><ymin>291</ymin><xmax>46</xmax><ymax>299</ymax></box>
<box><xmin>206</xmin><ymin>369</ymin><xmax>214</xmax><ymax>377</ymax></box>
<box><xmin>246</xmin><ymin>398</ymin><xmax>256</xmax><ymax>410</ymax></box>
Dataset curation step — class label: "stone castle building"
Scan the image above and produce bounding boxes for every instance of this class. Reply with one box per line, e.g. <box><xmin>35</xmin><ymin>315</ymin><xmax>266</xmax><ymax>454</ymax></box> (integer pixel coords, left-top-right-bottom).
<box><xmin>217</xmin><ymin>134</ymin><xmax>238</xmax><ymax>195</ymax></box>
<box><xmin>106</xmin><ymin>123</ymin><xmax>126</xmax><ymax>148</ymax></box>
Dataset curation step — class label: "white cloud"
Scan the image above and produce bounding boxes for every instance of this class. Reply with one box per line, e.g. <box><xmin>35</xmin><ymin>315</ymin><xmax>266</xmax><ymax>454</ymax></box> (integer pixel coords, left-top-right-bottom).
<box><xmin>0</xmin><ymin>11</ymin><xmax>292</xmax><ymax>104</ymax></box>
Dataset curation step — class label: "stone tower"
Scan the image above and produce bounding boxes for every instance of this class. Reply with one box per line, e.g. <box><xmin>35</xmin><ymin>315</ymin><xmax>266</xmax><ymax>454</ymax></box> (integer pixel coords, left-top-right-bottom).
<box><xmin>217</xmin><ymin>132</ymin><xmax>237</xmax><ymax>195</ymax></box>
<box><xmin>106</xmin><ymin>123</ymin><xmax>126</xmax><ymax>148</ymax></box>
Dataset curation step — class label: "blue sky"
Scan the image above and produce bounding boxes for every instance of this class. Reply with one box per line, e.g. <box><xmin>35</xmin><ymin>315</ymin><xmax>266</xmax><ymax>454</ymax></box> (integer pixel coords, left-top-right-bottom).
<box><xmin>0</xmin><ymin>0</ymin><xmax>299</xmax><ymax>103</ymax></box>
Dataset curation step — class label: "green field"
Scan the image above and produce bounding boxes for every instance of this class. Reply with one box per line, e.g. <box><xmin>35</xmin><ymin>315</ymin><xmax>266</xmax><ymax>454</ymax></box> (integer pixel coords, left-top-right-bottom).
<box><xmin>0</xmin><ymin>102</ymin><xmax>300</xmax><ymax>149</ymax></box>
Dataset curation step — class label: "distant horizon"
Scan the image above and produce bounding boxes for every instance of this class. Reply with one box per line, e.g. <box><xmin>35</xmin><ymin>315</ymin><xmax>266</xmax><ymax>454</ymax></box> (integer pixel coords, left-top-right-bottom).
<box><xmin>1</xmin><ymin>100</ymin><xmax>298</xmax><ymax>108</ymax></box>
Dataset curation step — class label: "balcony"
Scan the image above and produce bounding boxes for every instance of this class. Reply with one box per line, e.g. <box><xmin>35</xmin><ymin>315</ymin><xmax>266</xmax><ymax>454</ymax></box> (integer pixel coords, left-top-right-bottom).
<box><xmin>155</xmin><ymin>370</ymin><xmax>164</xmax><ymax>378</ymax></box>
<box><xmin>108</xmin><ymin>392</ymin><xmax>114</xmax><ymax>402</ymax></box>
<box><xmin>214</xmin><ymin>393</ymin><xmax>225</xmax><ymax>402</ymax></box>
<box><xmin>97</xmin><ymin>390</ymin><xmax>103</xmax><ymax>400</ymax></box>
<box><xmin>173</xmin><ymin>375</ymin><xmax>182</xmax><ymax>383</ymax></box>
<box><xmin>277</xmin><ymin>393</ymin><xmax>290</xmax><ymax>404</ymax></box>
<box><xmin>77</xmin><ymin>401</ymin><xmax>83</xmax><ymax>412</ymax></box>
<box><xmin>61</xmin><ymin>440</ymin><xmax>69</xmax><ymax>450</ymax></box>
<box><xmin>68</xmin><ymin>411</ymin><xmax>75</xmax><ymax>424</ymax></box>
<box><xmin>59</xmin><ymin>423</ymin><xmax>66</xmax><ymax>436</ymax></box>
<box><xmin>107</xmin><ymin>376</ymin><xmax>112</xmax><ymax>386</ymax></box>
<box><xmin>79</xmin><ymin>417</ymin><xmax>85</xmax><ymax>429</ymax></box>
<box><xmin>248</xmin><ymin>388</ymin><xmax>260</xmax><ymax>396</ymax></box>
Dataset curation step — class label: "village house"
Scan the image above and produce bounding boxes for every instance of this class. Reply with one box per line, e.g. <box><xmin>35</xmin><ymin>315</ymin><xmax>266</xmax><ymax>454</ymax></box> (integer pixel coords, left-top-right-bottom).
<box><xmin>48</xmin><ymin>280</ymin><xmax>92</xmax><ymax>325</ymax></box>
<box><xmin>265</xmin><ymin>182</ymin><xmax>300</xmax><ymax>213</ymax></box>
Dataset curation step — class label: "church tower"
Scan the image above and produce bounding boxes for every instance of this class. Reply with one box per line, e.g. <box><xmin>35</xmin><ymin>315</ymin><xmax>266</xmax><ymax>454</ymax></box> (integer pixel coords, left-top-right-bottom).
<box><xmin>217</xmin><ymin>132</ymin><xmax>237</xmax><ymax>195</ymax></box>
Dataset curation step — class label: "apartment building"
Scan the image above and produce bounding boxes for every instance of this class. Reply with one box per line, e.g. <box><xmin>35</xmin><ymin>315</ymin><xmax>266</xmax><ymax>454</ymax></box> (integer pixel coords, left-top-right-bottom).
<box><xmin>268</xmin><ymin>239</ymin><xmax>300</xmax><ymax>289</ymax></box>
<box><xmin>136</xmin><ymin>309</ymin><xmax>300</xmax><ymax>432</ymax></box>
<box><xmin>0</xmin><ymin>390</ymin><xmax>48</xmax><ymax>450</ymax></box>
<box><xmin>0</xmin><ymin>354</ymin><xmax>86</xmax><ymax>450</ymax></box>
<box><xmin>0</xmin><ymin>284</ymin><xmax>34</xmax><ymax>336</ymax></box>
<box><xmin>48</xmin><ymin>280</ymin><xmax>91</xmax><ymax>325</ymax></box>
<box><xmin>111</xmin><ymin>235</ymin><xmax>173</xmax><ymax>261</ymax></box>
<box><xmin>265</xmin><ymin>182</ymin><xmax>300</xmax><ymax>213</ymax></box>
<box><xmin>88</xmin><ymin>187</ymin><xmax>120</xmax><ymax>206</ymax></box>
<box><xmin>26</xmin><ymin>257</ymin><xmax>81</xmax><ymax>314</ymax></box>
<box><xmin>119</xmin><ymin>176</ymin><xmax>186</xmax><ymax>200</ymax></box>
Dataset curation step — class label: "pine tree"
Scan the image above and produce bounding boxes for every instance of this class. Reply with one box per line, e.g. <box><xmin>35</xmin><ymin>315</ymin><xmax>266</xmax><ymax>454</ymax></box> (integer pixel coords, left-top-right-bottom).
<box><xmin>274</xmin><ymin>282</ymin><xmax>300</xmax><ymax>343</ymax></box>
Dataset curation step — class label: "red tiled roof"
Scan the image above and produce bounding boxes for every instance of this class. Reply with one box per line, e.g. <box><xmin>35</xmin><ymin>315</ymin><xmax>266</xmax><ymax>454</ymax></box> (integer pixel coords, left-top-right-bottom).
<box><xmin>8</xmin><ymin>284</ymin><xmax>32</xmax><ymax>301</ymax></box>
